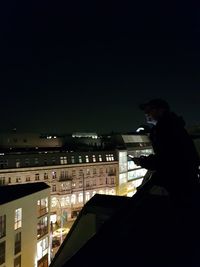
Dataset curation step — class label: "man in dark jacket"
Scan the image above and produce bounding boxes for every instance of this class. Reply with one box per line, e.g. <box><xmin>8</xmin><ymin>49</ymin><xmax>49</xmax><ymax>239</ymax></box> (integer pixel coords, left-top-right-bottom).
<box><xmin>132</xmin><ymin>98</ymin><xmax>200</xmax><ymax>266</ymax></box>
<box><xmin>133</xmin><ymin>98</ymin><xmax>199</xmax><ymax>205</ymax></box>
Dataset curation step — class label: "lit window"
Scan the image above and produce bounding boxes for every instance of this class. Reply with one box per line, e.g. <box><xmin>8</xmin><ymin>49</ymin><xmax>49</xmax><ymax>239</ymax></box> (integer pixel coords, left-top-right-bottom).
<box><xmin>61</xmin><ymin>183</ymin><xmax>67</xmax><ymax>192</ymax></box>
<box><xmin>51</xmin><ymin>197</ymin><xmax>57</xmax><ymax>208</ymax></box>
<box><xmin>85</xmin><ymin>155</ymin><xmax>89</xmax><ymax>163</ymax></box>
<box><xmin>109</xmin><ymin>189</ymin><xmax>115</xmax><ymax>195</ymax></box>
<box><xmin>16</xmin><ymin>159</ymin><xmax>20</xmax><ymax>168</ymax></box>
<box><xmin>60</xmin><ymin>156</ymin><xmax>67</xmax><ymax>164</ymax></box>
<box><xmin>71</xmin><ymin>156</ymin><xmax>75</xmax><ymax>164</ymax></box>
<box><xmin>78</xmin><ymin>193</ymin><xmax>83</xmax><ymax>203</ymax></box>
<box><xmin>37</xmin><ymin>237</ymin><xmax>48</xmax><ymax>261</ymax></box>
<box><xmin>86</xmin><ymin>192</ymin><xmax>90</xmax><ymax>201</ymax></box>
<box><xmin>78</xmin><ymin>156</ymin><xmax>82</xmax><ymax>163</ymax></box>
<box><xmin>92</xmin><ymin>155</ymin><xmax>96</xmax><ymax>162</ymax></box>
<box><xmin>65</xmin><ymin>196</ymin><xmax>70</xmax><ymax>205</ymax></box>
<box><xmin>61</xmin><ymin>197</ymin><xmax>65</xmax><ymax>207</ymax></box>
<box><xmin>98</xmin><ymin>155</ymin><xmax>102</xmax><ymax>162</ymax></box>
<box><xmin>106</xmin><ymin>154</ymin><xmax>114</xmax><ymax>161</ymax></box>
<box><xmin>71</xmin><ymin>194</ymin><xmax>76</xmax><ymax>205</ymax></box>
<box><xmin>52</xmin><ymin>171</ymin><xmax>56</xmax><ymax>179</ymax></box>
<box><xmin>14</xmin><ymin>208</ymin><xmax>22</xmax><ymax>230</ymax></box>
<box><xmin>37</xmin><ymin>217</ymin><xmax>48</xmax><ymax>239</ymax></box>
<box><xmin>37</xmin><ymin>198</ymin><xmax>48</xmax><ymax>217</ymax></box>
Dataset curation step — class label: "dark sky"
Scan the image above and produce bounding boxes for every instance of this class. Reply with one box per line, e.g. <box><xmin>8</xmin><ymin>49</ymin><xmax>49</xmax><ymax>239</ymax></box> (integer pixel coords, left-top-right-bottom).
<box><xmin>0</xmin><ymin>0</ymin><xmax>200</xmax><ymax>134</ymax></box>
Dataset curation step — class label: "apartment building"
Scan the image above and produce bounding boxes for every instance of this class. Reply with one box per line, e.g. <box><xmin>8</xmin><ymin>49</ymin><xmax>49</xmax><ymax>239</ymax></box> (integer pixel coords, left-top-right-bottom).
<box><xmin>0</xmin><ymin>182</ymin><xmax>51</xmax><ymax>267</ymax></box>
<box><xmin>0</xmin><ymin>149</ymin><xmax>118</xmax><ymax>225</ymax></box>
<box><xmin>0</xmin><ymin>132</ymin><xmax>152</xmax><ymax>226</ymax></box>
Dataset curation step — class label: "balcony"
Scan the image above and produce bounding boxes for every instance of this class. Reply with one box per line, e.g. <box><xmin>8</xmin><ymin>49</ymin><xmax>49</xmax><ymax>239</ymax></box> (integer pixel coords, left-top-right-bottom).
<box><xmin>58</xmin><ymin>176</ymin><xmax>72</xmax><ymax>182</ymax></box>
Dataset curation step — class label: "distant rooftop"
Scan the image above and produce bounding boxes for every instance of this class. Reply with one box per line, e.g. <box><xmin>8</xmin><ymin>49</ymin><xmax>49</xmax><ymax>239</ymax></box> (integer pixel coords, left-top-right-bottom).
<box><xmin>0</xmin><ymin>182</ymin><xmax>50</xmax><ymax>205</ymax></box>
<box><xmin>72</xmin><ymin>132</ymin><xmax>98</xmax><ymax>138</ymax></box>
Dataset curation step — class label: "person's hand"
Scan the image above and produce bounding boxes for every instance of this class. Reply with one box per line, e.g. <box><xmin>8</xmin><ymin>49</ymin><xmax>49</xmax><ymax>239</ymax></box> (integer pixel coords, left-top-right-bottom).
<box><xmin>132</xmin><ymin>157</ymin><xmax>141</xmax><ymax>166</ymax></box>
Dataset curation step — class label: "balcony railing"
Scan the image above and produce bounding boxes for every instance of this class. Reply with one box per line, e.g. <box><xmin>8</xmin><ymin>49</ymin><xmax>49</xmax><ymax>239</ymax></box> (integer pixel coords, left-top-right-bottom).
<box><xmin>59</xmin><ymin>176</ymin><xmax>72</xmax><ymax>182</ymax></box>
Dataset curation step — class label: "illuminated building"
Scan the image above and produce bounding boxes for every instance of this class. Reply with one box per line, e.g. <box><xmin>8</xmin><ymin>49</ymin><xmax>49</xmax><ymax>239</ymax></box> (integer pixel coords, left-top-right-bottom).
<box><xmin>0</xmin><ymin>132</ymin><xmax>152</xmax><ymax>237</ymax></box>
<box><xmin>0</xmin><ymin>182</ymin><xmax>50</xmax><ymax>267</ymax></box>
<box><xmin>111</xmin><ymin>134</ymin><xmax>153</xmax><ymax>196</ymax></box>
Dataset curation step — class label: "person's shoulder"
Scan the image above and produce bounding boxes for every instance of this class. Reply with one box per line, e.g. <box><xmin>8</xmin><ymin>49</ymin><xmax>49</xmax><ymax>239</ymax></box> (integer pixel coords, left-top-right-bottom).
<box><xmin>160</xmin><ymin>112</ymin><xmax>185</xmax><ymax>127</ymax></box>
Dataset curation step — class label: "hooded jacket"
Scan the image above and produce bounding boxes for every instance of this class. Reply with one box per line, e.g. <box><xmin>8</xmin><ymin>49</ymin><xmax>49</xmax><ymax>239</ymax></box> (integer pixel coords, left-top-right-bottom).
<box><xmin>139</xmin><ymin>111</ymin><xmax>199</xmax><ymax>193</ymax></box>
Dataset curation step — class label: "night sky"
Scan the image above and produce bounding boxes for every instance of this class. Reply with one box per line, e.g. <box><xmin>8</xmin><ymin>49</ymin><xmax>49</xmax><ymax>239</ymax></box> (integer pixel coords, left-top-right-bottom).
<box><xmin>1</xmin><ymin>0</ymin><xmax>200</xmax><ymax>134</ymax></box>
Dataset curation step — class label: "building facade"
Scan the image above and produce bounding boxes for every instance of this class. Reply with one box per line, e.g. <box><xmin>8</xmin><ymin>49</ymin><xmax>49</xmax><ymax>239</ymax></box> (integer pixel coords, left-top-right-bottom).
<box><xmin>0</xmin><ymin>149</ymin><xmax>118</xmax><ymax>226</ymax></box>
<box><xmin>0</xmin><ymin>132</ymin><xmax>152</xmax><ymax>232</ymax></box>
<box><xmin>0</xmin><ymin>183</ymin><xmax>51</xmax><ymax>267</ymax></box>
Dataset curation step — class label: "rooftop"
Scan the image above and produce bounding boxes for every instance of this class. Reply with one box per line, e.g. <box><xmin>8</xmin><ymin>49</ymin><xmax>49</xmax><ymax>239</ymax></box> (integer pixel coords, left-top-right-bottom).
<box><xmin>50</xmin><ymin>174</ymin><xmax>200</xmax><ymax>267</ymax></box>
<box><xmin>0</xmin><ymin>182</ymin><xmax>50</xmax><ymax>205</ymax></box>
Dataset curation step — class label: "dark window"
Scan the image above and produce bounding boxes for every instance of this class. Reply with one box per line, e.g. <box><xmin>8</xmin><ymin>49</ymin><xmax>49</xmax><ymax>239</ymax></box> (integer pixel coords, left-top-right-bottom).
<box><xmin>0</xmin><ymin>177</ymin><xmax>5</xmax><ymax>185</ymax></box>
<box><xmin>14</xmin><ymin>255</ymin><xmax>21</xmax><ymax>267</ymax></box>
<box><xmin>35</xmin><ymin>173</ymin><xmax>40</xmax><ymax>181</ymax></box>
<box><xmin>0</xmin><ymin>241</ymin><xmax>5</xmax><ymax>265</ymax></box>
<box><xmin>25</xmin><ymin>159</ymin><xmax>29</xmax><ymax>166</ymax></box>
<box><xmin>26</xmin><ymin>176</ymin><xmax>30</xmax><ymax>182</ymax></box>
<box><xmin>14</xmin><ymin>232</ymin><xmax>21</xmax><ymax>255</ymax></box>
<box><xmin>0</xmin><ymin>215</ymin><xmax>6</xmax><ymax>238</ymax></box>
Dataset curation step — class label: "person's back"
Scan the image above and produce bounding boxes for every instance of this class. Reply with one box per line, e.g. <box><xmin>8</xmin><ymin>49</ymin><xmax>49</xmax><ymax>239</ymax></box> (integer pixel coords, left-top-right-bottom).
<box><xmin>133</xmin><ymin>98</ymin><xmax>200</xmax><ymax>262</ymax></box>
<box><xmin>135</xmin><ymin>98</ymin><xmax>199</xmax><ymax>200</ymax></box>
<box><xmin>149</xmin><ymin>109</ymin><xmax>199</xmax><ymax>195</ymax></box>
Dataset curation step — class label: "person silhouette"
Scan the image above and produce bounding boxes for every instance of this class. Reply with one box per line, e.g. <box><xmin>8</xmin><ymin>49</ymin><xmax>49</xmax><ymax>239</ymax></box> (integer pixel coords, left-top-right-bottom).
<box><xmin>132</xmin><ymin>98</ymin><xmax>199</xmax><ymax>207</ymax></box>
